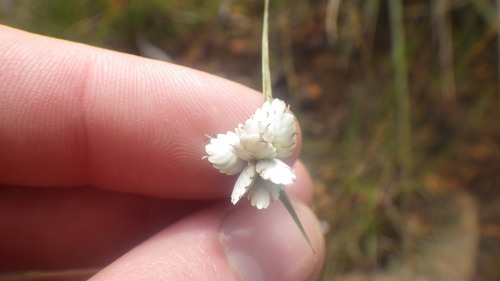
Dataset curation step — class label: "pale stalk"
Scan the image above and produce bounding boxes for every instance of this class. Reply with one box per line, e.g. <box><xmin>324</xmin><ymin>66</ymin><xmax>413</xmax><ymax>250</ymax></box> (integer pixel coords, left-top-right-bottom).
<box><xmin>262</xmin><ymin>0</ymin><xmax>272</xmax><ymax>102</ymax></box>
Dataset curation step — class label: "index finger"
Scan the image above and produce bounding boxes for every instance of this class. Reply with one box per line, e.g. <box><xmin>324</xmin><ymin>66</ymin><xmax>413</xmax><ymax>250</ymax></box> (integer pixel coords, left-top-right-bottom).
<box><xmin>0</xmin><ymin>25</ymin><xmax>301</xmax><ymax>199</ymax></box>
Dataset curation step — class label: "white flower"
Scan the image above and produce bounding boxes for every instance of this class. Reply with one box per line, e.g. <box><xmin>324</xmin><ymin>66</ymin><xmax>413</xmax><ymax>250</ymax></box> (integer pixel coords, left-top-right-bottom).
<box><xmin>205</xmin><ymin>99</ymin><xmax>297</xmax><ymax>209</ymax></box>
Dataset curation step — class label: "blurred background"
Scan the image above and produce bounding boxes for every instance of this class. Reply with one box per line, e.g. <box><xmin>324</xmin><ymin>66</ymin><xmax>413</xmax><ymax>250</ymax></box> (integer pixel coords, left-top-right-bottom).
<box><xmin>1</xmin><ymin>0</ymin><xmax>499</xmax><ymax>280</ymax></box>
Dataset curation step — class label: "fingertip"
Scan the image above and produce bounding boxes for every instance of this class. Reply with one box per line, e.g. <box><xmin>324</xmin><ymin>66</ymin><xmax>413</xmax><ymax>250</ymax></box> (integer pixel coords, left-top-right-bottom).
<box><xmin>221</xmin><ymin>201</ymin><xmax>325</xmax><ymax>281</ymax></box>
<box><xmin>287</xmin><ymin>161</ymin><xmax>314</xmax><ymax>205</ymax></box>
<box><xmin>90</xmin><ymin>203</ymin><xmax>239</xmax><ymax>281</ymax></box>
<box><xmin>91</xmin><ymin>200</ymin><xmax>325</xmax><ymax>281</ymax></box>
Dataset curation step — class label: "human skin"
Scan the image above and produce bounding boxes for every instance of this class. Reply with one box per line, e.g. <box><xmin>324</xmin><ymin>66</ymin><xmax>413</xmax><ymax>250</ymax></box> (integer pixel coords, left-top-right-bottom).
<box><xmin>0</xmin><ymin>25</ymin><xmax>325</xmax><ymax>280</ymax></box>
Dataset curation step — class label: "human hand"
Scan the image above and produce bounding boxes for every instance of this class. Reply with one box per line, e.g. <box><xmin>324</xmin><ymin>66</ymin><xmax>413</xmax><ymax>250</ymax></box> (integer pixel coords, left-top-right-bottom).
<box><xmin>0</xmin><ymin>25</ymin><xmax>324</xmax><ymax>280</ymax></box>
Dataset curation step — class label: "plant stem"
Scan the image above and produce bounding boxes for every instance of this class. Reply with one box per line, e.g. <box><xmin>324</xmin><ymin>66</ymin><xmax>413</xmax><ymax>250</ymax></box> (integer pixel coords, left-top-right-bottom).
<box><xmin>388</xmin><ymin>0</ymin><xmax>411</xmax><ymax>191</ymax></box>
<box><xmin>262</xmin><ymin>0</ymin><xmax>272</xmax><ymax>102</ymax></box>
<box><xmin>388</xmin><ymin>0</ymin><xmax>413</xmax><ymax>270</ymax></box>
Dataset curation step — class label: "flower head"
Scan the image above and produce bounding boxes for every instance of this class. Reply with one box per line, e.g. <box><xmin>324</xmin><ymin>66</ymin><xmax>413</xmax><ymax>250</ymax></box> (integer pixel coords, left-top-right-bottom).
<box><xmin>205</xmin><ymin>98</ymin><xmax>297</xmax><ymax>209</ymax></box>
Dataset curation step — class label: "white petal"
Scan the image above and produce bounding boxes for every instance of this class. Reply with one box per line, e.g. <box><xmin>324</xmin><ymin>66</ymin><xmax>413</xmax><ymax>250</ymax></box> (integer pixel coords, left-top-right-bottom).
<box><xmin>252</xmin><ymin>100</ymin><xmax>273</xmax><ymax>123</ymax></box>
<box><xmin>233</xmin><ymin>134</ymin><xmax>276</xmax><ymax>161</ymax></box>
<box><xmin>231</xmin><ymin>163</ymin><xmax>257</xmax><ymax>205</ymax></box>
<box><xmin>236</xmin><ymin>116</ymin><xmax>270</xmax><ymax>138</ymax></box>
<box><xmin>270</xmin><ymin>98</ymin><xmax>287</xmax><ymax>113</ymax></box>
<box><xmin>272</xmin><ymin>114</ymin><xmax>297</xmax><ymax>158</ymax></box>
<box><xmin>268</xmin><ymin>99</ymin><xmax>297</xmax><ymax>158</ymax></box>
<box><xmin>205</xmin><ymin>131</ymin><xmax>245</xmax><ymax>175</ymax></box>
<box><xmin>248</xmin><ymin>178</ymin><xmax>282</xmax><ymax>209</ymax></box>
<box><xmin>234</xmin><ymin>99</ymin><xmax>297</xmax><ymax>159</ymax></box>
<box><xmin>256</xmin><ymin>158</ymin><xmax>296</xmax><ymax>185</ymax></box>
<box><xmin>235</xmin><ymin>109</ymin><xmax>273</xmax><ymax>142</ymax></box>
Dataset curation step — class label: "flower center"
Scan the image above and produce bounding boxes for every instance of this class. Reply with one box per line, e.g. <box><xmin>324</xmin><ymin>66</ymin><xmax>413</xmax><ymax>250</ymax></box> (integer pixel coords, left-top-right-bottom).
<box><xmin>233</xmin><ymin>133</ymin><xmax>277</xmax><ymax>161</ymax></box>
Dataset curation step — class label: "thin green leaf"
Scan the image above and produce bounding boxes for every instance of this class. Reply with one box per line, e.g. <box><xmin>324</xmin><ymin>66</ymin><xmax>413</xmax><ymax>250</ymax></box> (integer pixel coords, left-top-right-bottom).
<box><xmin>262</xmin><ymin>0</ymin><xmax>272</xmax><ymax>102</ymax></box>
<box><xmin>279</xmin><ymin>190</ymin><xmax>316</xmax><ymax>253</ymax></box>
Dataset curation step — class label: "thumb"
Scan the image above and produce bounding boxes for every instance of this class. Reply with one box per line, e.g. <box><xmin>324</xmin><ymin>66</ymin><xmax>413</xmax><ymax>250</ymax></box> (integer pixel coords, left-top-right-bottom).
<box><xmin>90</xmin><ymin>201</ymin><xmax>325</xmax><ymax>281</ymax></box>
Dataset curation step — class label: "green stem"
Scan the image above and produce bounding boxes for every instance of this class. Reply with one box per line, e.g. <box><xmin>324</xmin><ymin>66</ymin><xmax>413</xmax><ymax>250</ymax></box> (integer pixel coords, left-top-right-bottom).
<box><xmin>262</xmin><ymin>0</ymin><xmax>272</xmax><ymax>102</ymax></box>
<box><xmin>388</xmin><ymin>0</ymin><xmax>411</xmax><ymax>189</ymax></box>
<box><xmin>388</xmin><ymin>0</ymin><xmax>414</xmax><ymax>268</ymax></box>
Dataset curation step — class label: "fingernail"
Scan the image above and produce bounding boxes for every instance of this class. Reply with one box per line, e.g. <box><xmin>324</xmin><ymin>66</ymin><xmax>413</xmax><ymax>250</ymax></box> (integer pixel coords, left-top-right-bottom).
<box><xmin>221</xmin><ymin>200</ymin><xmax>324</xmax><ymax>281</ymax></box>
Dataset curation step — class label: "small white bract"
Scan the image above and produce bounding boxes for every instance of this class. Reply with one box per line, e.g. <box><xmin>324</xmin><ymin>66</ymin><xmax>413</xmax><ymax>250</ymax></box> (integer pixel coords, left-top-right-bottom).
<box><xmin>205</xmin><ymin>98</ymin><xmax>297</xmax><ymax>209</ymax></box>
